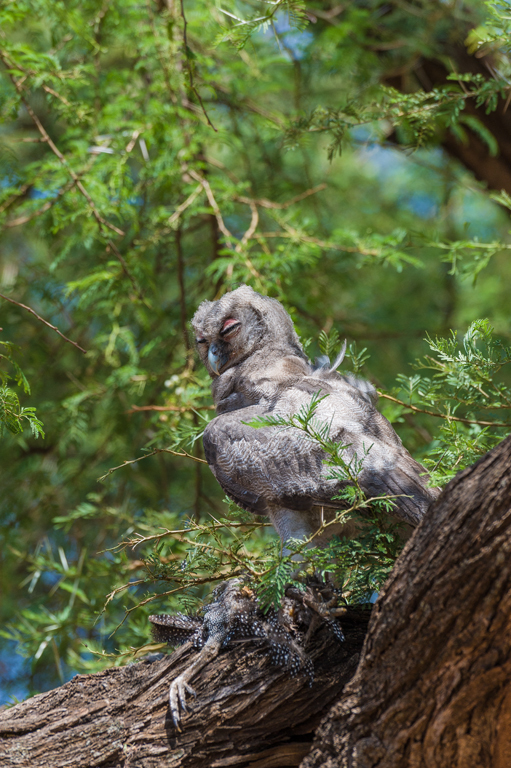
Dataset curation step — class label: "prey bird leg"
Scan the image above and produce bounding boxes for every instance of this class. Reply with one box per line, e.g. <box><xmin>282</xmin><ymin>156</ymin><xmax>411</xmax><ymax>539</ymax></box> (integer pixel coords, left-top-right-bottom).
<box><xmin>169</xmin><ymin>637</ymin><xmax>222</xmax><ymax>731</ymax></box>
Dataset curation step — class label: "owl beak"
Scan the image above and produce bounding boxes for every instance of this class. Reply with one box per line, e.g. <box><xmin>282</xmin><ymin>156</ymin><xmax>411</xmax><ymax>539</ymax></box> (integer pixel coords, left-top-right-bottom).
<box><xmin>208</xmin><ymin>344</ymin><xmax>227</xmax><ymax>376</ymax></box>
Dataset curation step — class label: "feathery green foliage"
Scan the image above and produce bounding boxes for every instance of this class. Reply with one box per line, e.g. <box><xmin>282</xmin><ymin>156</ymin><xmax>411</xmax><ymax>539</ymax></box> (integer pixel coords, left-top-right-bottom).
<box><xmin>1</xmin><ymin>0</ymin><xmax>511</xmax><ymax>703</ymax></box>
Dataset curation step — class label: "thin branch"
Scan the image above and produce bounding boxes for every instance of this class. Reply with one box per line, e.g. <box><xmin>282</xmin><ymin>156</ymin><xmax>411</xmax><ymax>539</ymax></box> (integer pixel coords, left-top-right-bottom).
<box><xmin>0</xmin><ymin>293</ymin><xmax>87</xmax><ymax>354</ymax></box>
<box><xmin>379</xmin><ymin>391</ymin><xmax>511</xmax><ymax>428</ymax></box>
<box><xmin>167</xmin><ymin>184</ymin><xmax>203</xmax><ymax>227</ymax></box>
<box><xmin>4</xmin><ymin>156</ymin><xmax>97</xmax><ymax>228</ymax></box>
<box><xmin>230</xmin><ymin>200</ymin><xmax>262</xmax><ymax>280</ymax></box>
<box><xmin>41</xmin><ymin>83</ymin><xmax>72</xmax><ymax>107</ymax></box>
<box><xmin>186</xmin><ymin>169</ymin><xmax>262</xmax><ymax>279</ymax></box>
<box><xmin>98</xmin><ymin>446</ymin><xmax>208</xmax><ymax>482</ymax></box>
<box><xmin>126</xmin><ymin>404</ymin><xmax>215</xmax><ymax>413</ymax></box>
<box><xmin>146</xmin><ymin>0</ymin><xmax>178</xmax><ymax>105</ymax></box>
<box><xmin>236</xmin><ymin>200</ymin><xmax>259</xmax><ymax>250</ymax></box>
<box><xmin>4</xmin><ymin>198</ymin><xmax>60</xmax><ymax>228</ymax></box>
<box><xmin>179</xmin><ymin>0</ymin><xmax>217</xmax><ymax>131</ymax></box>
<box><xmin>106</xmin><ymin>240</ymin><xmax>146</xmax><ymax>303</ymax></box>
<box><xmin>175</xmin><ymin>226</ymin><xmax>190</xmax><ymax>352</ymax></box>
<box><xmin>106</xmin><ymin>573</ymin><xmax>242</xmax><ymax>635</ymax></box>
<box><xmin>187</xmin><ymin>169</ymin><xmax>233</xmax><ymax>240</ymax></box>
<box><xmin>0</xmin><ymin>53</ymin><xmax>125</xmax><ymax>237</ymax></box>
<box><xmin>258</xmin><ymin>229</ymin><xmax>382</xmax><ymax>256</ymax></box>
<box><xmin>213</xmin><ymin>81</ymin><xmax>285</xmax><ymax>127</ymax></box>
<box><xmin>0</xmin><ymin>183</ymin><xmax>31</xmax><ymax>215</ymax></box>
<box><xmin>106</xmin><ymin>519</ymin><xmax>267</xmax><ymax>555</ymax></box>
<box><xmin>123</xmin><ymin>128</ymin><xmax>143</xmax><ymax>155</ymax></box>
<box><xmin>235</xmin><ymin>183</ymin><xmax>327</xmax><ymax>210</ymax></box>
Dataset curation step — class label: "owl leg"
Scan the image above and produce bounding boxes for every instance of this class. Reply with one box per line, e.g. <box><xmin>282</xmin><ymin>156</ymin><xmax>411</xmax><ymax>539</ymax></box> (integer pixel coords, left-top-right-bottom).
<box><xmin>268</xmin><ymin>506</ymin><xmax>323</xmax><ymax>574</ymax></box>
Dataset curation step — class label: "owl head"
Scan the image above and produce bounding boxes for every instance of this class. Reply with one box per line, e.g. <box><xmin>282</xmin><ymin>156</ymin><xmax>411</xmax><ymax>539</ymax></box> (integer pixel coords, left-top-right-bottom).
<box><xmin>191</xmin><ymin>285</ymin><xmax>305</xmax><ymax>377</ymax></box>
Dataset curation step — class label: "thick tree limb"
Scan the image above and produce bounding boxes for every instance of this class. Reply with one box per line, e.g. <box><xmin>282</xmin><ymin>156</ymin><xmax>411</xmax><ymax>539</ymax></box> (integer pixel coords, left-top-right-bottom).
<box><xmin>0</xmin><ymin>614</ymin><xmax>368</xmax><ymax>767</ymax></box>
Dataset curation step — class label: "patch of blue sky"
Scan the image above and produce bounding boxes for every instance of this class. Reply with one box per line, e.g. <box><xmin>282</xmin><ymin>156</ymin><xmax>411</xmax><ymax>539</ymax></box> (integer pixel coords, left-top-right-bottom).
<box><xmin>399</xmin><ymin>191</ymin><xmax>438</xmax><ymax>219</ymax></box>
<box><xmin>0</xmin><ymin>644</ymin><xmax>30</xmax><ymax>705</ymax></box>
<box><xmin>0</xmin><ymin>642</ymin><xmax>80</xmax><ymax>705</ymax></box>
<box><xmin>458</xmin><ymin>192</ymin><xmax>502</xmax><ymax>242</ymax></box>
<box><xmin>261</xmin><ymin>12</ymin><xmax>313</xmax><ymax>60</ymax></box>
<box><xmin>28</xmin><ymin>187</ymin><xmax>59</xmax><ymax>200</ymax></box>
<box><xmin>355</xmin><ymin>140</ymin><xmax>502</xmax><ymax>235</ymax></box>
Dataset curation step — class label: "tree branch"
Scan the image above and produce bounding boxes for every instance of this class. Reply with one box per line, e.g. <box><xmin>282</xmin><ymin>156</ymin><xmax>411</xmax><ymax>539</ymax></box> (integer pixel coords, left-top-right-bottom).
<box><xmin>0</xmin><ymin>293</ymin><xmax>86</xmax><ymax>354</ymax></box>
<box><xmin>379</xmin><ymin>390</ymin><xmax>511</xmax><ymax>428</ymax></box>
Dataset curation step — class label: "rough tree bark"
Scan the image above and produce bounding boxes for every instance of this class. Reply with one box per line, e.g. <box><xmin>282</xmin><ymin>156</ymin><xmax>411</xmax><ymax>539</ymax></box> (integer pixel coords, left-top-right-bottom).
<box><xmin>0</xmin><ymin>610</ymin><xmax>368</xmax><ymax>768</ymax></box>
<box><xmin>1</xmin><ymin>435</ymin><xmax>510</xmax><ymax>768</ymax></box>
<box><xmin>304</xmin><ymin>434</ymin><xmax>511</xmax><ymax>768</ymax></box>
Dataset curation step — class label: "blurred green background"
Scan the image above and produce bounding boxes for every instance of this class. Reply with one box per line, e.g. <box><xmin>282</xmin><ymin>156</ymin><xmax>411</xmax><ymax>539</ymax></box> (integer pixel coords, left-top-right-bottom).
<box><xmin>1</xmin><ymin>0</ymin><xmax>510</xmax><ymax>704</ymax></box>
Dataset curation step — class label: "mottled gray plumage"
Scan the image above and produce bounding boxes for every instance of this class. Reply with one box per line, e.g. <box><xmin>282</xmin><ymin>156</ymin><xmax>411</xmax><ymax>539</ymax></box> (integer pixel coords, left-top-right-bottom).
<box><xmin>192</xmin><ymin>286</ymin><xmax>438</xmax><ymax>548</ymax></box>
<box><xmin>152</xmin><ymin>579</ymin><xmax>344</xmax><ymax>728</ymax></box>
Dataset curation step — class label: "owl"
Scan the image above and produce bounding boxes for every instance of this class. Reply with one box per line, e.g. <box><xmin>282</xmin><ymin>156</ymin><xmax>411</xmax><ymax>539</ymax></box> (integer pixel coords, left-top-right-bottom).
<box><xmin>191</xmin><ymin>286</ymin><xmax>438</xmax><ymax>552</ymax></box>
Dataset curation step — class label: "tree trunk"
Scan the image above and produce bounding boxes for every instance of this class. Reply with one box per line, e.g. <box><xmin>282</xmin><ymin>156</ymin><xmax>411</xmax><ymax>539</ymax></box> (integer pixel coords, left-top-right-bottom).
<box><xmin>1</xmin><ymin>435</ymin><xmax>510</xmax><ymax>768</ymax></box>
<box><xmin>303</xmin><ymin>434</ymin><xmax>511</xmax><ymax>768</ymax></box>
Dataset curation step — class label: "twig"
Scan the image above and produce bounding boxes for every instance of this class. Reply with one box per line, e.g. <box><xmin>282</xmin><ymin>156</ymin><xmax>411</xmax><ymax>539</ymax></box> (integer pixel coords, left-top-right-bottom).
<box><xmin>124</xmin><ymin>128</ymin><xmax>143</xmax><ymax>154</ymax></box>
<box><xmin>175</xmin><ymin>226</ymin><xmax>190</xmax><ymax>352</ymax></box>
<box><xmin>41</xmin><ymin>83</ymin><xmax>72</xmax><ymax>107</ymax></box>
<box><xmin>213</xmin><ymin>82</ymin><xmax>285</xmax><ymax>127</ymax></box>
<box><xmin>187</xmin><ymin>169</ymin><xmax>262</xmax><ymax>279</ymax></box>
<box><xmin>98</xmin><ymin>446</ymin><xmax>208</xmax><ymax>482</ymax></box>
<box><xmin>4</xmin><ymin>156</ymin><xmax>97</xmax><ymax>228</ymax></box>
<box><xmin>179</xmin><ymin>0</ymin><xmax>217</xmax><ymax>131</ymax></box>
<box><xmin>107</xmin><ymin>574</ymin><xmax>242</xmax><ymax>635</ymax></box>
<box><xmin>187</xmin><ymin>169</ymin><xmax>233</xmax><ymax>240</ymax></box>
<box><xmin>106</xmin><ymin>240</ymin><xmax>146</xmax><ymax>303</ymax></box>
<box><xmin>236</xmin><ymin>183</ymin><xmax>327</xmax><ymax>210</ymax></box>
<box><xmin>146</xmin><ymin>0</ymin><xmax>179</xmax><ymax>105</ymax></box>
<box><xmin>258</xmin><ymin>229</ymin><xmax>382</xmax><ymax>256</ymax></box>
<box><xmin>0</xmin><ymin>53</ymin><xmax>125</xmax><ymax>237</ymax></box>
<box><xmin>236</xmin><ymin>201</ymin><xmax>259</xmax><ymax>250</ymax></box>
<box><xmin>106</xmin><ymin>519</ymin><xmax>267</xmax><ymax>554</ymax></box>
<box><xmin>0</xmin><ymin>182</ymin><xmax>31</xmax><ymax>215</ymax></box>
<box><xmin>379</xmin><ymin>391</ymin><xmax>511</xmax><ymax>428</ymax></box>
<box><xmin>126</xmin><ymin>404</ymin><xmax>215</xmax><ymax>413</ymax></box>
<box><xmin>167</xmin><ymin>184</ymin><xmax>203</xmax><ymax>227</ymax></box>
<box><xmin>0</xmin><ymin>293</ymin><xmax>87</xmax><ymax>354</ymax></box>
<box><xmin>230</xmin><ymin>200</ymin><xmax>262</xmax><ymax>280</ymax></box>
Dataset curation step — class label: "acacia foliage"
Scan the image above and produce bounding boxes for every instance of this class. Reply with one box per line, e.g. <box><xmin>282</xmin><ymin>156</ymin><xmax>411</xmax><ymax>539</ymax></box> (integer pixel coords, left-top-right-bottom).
<box><xmin>0</xmin><ymin>0</ymin><xmax>511</xmax><ymax>702</ymax></box>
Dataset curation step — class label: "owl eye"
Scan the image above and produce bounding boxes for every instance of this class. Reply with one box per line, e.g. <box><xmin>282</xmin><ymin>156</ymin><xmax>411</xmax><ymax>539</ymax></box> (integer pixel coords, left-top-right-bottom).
<box><xmin>220</xmin><ymin>318</ymin><xmax>241</xmax><ymax>337</ymax></box>
<box><xmin>196</xmin><ymin>337</ymin><xmax>207</xmax><ymax>344</ymax></box>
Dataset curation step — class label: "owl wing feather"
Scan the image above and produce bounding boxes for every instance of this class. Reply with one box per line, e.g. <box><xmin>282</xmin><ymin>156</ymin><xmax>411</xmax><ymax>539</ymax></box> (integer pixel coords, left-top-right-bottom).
<box><xmin>203</xmin><ymin>388</ymin><xmax>437</xmax><ymax>527</ymax></box>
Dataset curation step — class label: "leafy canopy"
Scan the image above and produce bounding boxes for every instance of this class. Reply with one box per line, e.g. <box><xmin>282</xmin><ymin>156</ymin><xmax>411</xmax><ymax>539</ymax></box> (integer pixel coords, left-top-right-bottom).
<box><xmin>1</xmin><ymin>0</ymin><xmax>511</xmax><ymax>702</ymax></box>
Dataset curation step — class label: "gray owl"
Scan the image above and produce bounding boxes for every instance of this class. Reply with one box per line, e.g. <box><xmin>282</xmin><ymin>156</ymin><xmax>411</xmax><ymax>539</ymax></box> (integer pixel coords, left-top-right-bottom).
<box><xmin>192</xmin><ymin>286</ymin><xmax>438</xmax><ymax>552</ymax></box>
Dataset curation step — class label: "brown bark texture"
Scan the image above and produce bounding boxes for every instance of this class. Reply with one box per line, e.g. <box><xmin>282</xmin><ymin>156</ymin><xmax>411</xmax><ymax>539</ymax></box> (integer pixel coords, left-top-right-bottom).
<box><xmin>0</xmin><ymin>612</ymin><xmax>367</xmax><ymax>768</ymax></box>
<box><xmin>303</xmin><ymin>434</ymin><xmax>511</xmax><ymax>768</ymax></box>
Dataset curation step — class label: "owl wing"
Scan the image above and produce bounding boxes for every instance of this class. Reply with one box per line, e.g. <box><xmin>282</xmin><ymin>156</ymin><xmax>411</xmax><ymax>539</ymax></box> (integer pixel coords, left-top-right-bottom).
<box><xmin>203</xmin><ymin>398</ymin><xmax>437</xmax><ymax>527</ymax></box>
